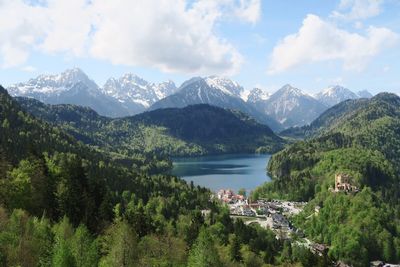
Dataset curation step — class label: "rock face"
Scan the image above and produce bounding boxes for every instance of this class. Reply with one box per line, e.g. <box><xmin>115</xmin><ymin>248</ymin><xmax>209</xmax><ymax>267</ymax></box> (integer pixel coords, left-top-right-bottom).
<box><xmin>249</xmin><ymin>84</ymin><xmax>327</xmax><ymax>128</ymax></box>
<box><xmin>102</xmin><ymin>74</ymin><xmax>177</xmax><ymax>110</ymax></box>
<box><xmin>315</xmin><ymin>85</ymin><xmax>359</xmax><ymax>107</ymax></box>
<box><xmin>247</xmin><ymin>88</ymin><xmax>271</xmax><ymax>103</ymax></box>
<box><xmin>315</xmin><ymin>85</ymin><xmax>374</xmax><ymax>107</ymax></box>
<box><xmin>7</xmin><ymin>68</ymin><xmax>375</xmax><ymax>130</ymax></box>
<box><xmin>7</xmin><ymin>68</ymin><xmax>177</xmax><ymax>117</ymax></box>
<box><xmin>149</xmin><ymin>76</ymin><xmax>282</xmax><ymax>131</ymax></box>
<box><xmin>7</xmin><ymin>68</ymin><xmax>129</xmax><ymax>117</ymax></box>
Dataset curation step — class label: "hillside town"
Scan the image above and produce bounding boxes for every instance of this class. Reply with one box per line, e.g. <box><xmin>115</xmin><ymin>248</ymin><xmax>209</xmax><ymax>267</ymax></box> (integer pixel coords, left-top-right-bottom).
<box><xmin>215</xmin><ymin>189</ymin><xmax>306</xmax><ymax>239</ymax></box>
<box><xmin>213</xmin><ymin>172</ymin><xmax>400</xmax><ymax>267</ymax></box>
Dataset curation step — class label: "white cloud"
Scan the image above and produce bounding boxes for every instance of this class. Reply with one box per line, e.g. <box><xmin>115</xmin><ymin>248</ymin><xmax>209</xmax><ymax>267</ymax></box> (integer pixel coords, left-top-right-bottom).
<box><xmin>267</xmin><ymin>14</ymin><xmax>399</xmax><ymax>74</ymax></box>
<box><xmin>0</xmin><ymin>0</ymin><xmax>261</xmax><ymax>75</ymax></box>
<box><xmin>39</xmin><ymin>0</ymin><xmax>94</xmax><ymax>56</ymax></box>
<box><xmin>21</xmin><ymin>65</ymin><xmax>37</xmax><ymax>72</ymax></box>
<box><xmin>234</xmin><ymin>0</ymin><xmax>261</xmax><ymax>24</ymax></box>
<box><xmin>89</xmin><ymin>0</ymin><xmax>244</xmax><ymax>75</ymax></box>
<box><xmin>0</xmin><ymin>1</ymin><xmax>46</xmax><ymax>67</ymax></box>
<box><xmin>331</xmin><ymin>0</ymin><xmax>384</xmax><ymax>20</ymax></box>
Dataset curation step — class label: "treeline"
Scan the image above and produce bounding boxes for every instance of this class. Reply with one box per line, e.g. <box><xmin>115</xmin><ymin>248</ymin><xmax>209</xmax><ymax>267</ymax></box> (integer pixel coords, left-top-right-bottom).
<box><xmin>16</xmin><ymin>98</ymin><xmax>285</xmax><ymax>157</ymax></box>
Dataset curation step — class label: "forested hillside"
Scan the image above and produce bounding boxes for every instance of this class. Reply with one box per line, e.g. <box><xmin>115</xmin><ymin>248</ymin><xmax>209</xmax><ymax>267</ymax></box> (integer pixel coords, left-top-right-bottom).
<box><xmin>17</xmin><ymin>97</ymin><xmax>285</xmax><ymax>156</ymax></box>
<box><xmin>280</xmin><ymin>98</ymin><xmax>370</xmax><ymax>138</ymax></box>
<box><xmin>253</xmin><ymin>93</ymin><xmax>400</xmax><ymax>266</ymax></box>
<box><xmin>0</xmin><ymin>86</ymin><xmax>316</xmax><ymax>266</ymax></box>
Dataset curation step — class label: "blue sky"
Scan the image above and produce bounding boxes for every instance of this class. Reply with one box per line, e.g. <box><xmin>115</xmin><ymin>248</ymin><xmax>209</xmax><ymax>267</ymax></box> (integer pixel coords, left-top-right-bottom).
<box><xmin>0</xmin><ymin>0</ymin><xmax>399</xmax><ymax>95</ymax></box>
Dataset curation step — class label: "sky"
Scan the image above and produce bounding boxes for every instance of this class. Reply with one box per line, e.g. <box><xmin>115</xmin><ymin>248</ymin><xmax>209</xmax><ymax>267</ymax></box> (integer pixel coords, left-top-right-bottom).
<box><xmin>0</xmin><ymin>0</ymin><xmax>399</xmax><ymax>95</ymax></box>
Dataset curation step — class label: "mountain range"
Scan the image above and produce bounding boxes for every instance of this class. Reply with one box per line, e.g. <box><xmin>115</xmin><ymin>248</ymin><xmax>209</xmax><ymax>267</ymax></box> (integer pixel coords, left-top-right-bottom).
<box><xmin>6</xmin><ymin>68</ymin><xmax>374</xmax><ymax>130</ymax></box>
<box><xmin>149</xmin><ymin>76</ymin><xmax>282</xmax><ymax>131</ymax></box>
<box><xmin>247</xmin><ymin>84</ymin><xmax>328</xmax><ymax>128</ymax></box>
<box><xmin>16</xmin><ymin>96</ymin><xmax>284</xmax><ymax>156</ymax></box>
<box><xmin>315</xmin><ymin>85</ymin><xmax>372</xmax><ymax>107</ymax></box>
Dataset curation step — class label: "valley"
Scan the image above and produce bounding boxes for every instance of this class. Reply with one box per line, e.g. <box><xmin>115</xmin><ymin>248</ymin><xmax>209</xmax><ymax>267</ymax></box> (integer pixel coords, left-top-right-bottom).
<box><xmin>1</xmin><ymin>1</ymin><xmax>399</xmax><ymax>266</ymax></box>
<box><xmin>1</xmin><ymin>77</ymin><xmax>398</xmax><ymax>267</ymax></box>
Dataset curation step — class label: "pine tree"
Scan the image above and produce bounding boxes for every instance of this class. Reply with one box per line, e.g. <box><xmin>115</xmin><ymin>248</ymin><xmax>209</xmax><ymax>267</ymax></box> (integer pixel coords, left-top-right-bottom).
<box><xmin>229</xmin><ymin>235</ymin><xmax>242</xmax><ymax>262</ymax></box>
<box><xmin>187</xmin><ymin>227</ymin><xmax>221</xmax><ymax>267</ymax></box>
<box><xmin>99</xmin><ymin>220</ymin><xmax>138</xmax><ymax>267</ymax></box>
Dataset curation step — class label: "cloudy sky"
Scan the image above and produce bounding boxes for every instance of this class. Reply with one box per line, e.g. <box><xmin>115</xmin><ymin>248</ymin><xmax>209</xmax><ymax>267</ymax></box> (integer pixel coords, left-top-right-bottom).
<box><xmin>0</xmin><ymin>0</ymin><xmax>399</xmax><ymax>94</ymax></box>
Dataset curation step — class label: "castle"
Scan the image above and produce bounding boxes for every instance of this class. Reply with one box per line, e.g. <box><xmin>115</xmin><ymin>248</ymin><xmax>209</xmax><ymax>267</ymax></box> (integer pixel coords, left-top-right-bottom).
<box><xmin>334</xmin><ymin>173</ymin><xmax>359</xmax><ymax>193</ymax></box>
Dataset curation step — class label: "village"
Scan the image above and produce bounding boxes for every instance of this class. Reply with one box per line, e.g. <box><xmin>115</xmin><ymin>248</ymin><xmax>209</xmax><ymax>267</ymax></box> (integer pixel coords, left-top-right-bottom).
<box><xmin>212</xmin><ymin>173</ymin><xmax>400</xmax><ymax>267</ymax></box>
<box><xmin>214</xmin><ymin>173</ymin><xmax>360</xmax><ymax>236</ymax></box>
<box><xmin>215</xmin><ymin>188</ymin><xmax>306</xmax><ymax>239</ymax></box>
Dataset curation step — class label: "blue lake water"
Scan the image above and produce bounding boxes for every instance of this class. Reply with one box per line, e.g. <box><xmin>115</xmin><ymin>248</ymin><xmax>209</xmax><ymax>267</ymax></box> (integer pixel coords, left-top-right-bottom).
<box><xmin>171</xmin><ymin>154</ymin><xmax>272</xmax><ymax>193</ymax></box>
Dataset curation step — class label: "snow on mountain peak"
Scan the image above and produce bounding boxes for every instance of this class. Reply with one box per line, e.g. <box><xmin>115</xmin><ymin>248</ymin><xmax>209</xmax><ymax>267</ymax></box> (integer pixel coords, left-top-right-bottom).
<box><xmin>8</xmin><ymin>68</ymin><xmax>98</xmax><ymax>97</ymax></box>
<box><xmin>204</xmin><ymin>76</ymin><xmax>243</xmax><ymax>97</ymax></box>
<box><xmin>278</xmin><ymin>84</ymin><xmax>308</xmax><ymax>97</ymax></box>
<box><xmin>316</xmin><ymin>85</ymin><xmax>358</xmax><ymax>107</ymax></box>
<box><xmin>121</xmin><ymin>73</ymin><xmax>149</xmax><ymax>87</ymax></box>
<box><xmin>247</xmin><ymin>88</ymin><xmax>271</xmax><ymax>102</ymax></box>
<box><xmin>102</xmin><ymin>74</ymin><xmax>177</xmax><ymax>108</ymax></box>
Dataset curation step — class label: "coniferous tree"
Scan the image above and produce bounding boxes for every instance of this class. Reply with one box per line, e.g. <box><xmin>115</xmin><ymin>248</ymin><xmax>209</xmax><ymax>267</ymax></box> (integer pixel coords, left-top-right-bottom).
<box><xmin>99</xmin><ymin>220</ymin><xmax>138</xmax><ymax>267</ymax></box>
<box><xmin>187</xmin><ymin>227</ymin><xmax>221</xmax><ymax>267</ymax></box>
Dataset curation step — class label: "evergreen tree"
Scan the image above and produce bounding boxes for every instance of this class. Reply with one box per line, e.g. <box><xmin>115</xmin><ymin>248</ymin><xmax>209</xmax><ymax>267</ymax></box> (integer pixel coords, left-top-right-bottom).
<box><xmin>52</xmin><ymin>217</ymin><xmax>76</xmax><ymax>267</ymax></box>
<box><xmin>229</xmin><ymin>234</ymin><xmax>242</xmax><ymax>262</ymax></box>
<box><xmin>70</xmin><ymin>224</ymin><xmax>99</xmax><ymax>267</ymax></box>
<box><xmin>187</xmin><ymin>227</ymin><xmax>221</xmax><ymax>267</ymax></box>
<box><xmin>99</xmin><ymin>220</ymin><xmax>138</xmax><ymax>267</ymax></box>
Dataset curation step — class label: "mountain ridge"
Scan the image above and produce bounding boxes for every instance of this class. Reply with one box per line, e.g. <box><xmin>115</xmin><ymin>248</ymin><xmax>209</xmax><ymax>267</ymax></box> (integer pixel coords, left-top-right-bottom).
<box><xmin>149</xmin><ymin>76</ymin><xmax>283</xmax><ymax>131</ymax></box>
<box><xmin>249</xmin><ymin>84</ymin><xmax>327</xmax><ymax>128</ymax></box>
<box><xmin>16</xmin><ymin>97</ymin><xmax>285</xmax><ymax>156</ymax></box>
<box><xmin>7</xmin><ymin>68</ymin><xmax>376</xmax><ymax>131</ymax></box>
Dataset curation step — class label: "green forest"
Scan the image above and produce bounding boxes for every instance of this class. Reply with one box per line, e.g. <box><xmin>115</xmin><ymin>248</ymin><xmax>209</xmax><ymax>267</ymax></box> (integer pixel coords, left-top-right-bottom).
<box><xmin>253</xmin><ymin>93</ymin><xmax>400</xmax><ymax>266</ymax></box>
<box><xmin>3</xmin><ymin>85</ymin><xmax>400</xmax><ymax>266</ymax></box>
<box><xmin>16</xmin><ymin>97</ymin><xmax>284</xmax><ymax>157</ymax></box>
<box><xmin>0</xmin><ymin>86</ymin><xmax>318</xmax><ymax>266</ymax></box>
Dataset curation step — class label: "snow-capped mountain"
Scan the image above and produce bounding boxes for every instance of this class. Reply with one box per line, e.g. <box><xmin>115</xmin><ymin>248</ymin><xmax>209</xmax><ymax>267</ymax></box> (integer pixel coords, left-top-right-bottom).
<box><xmin>203</xmin><ymin>76</ymin><xmax>244</xmax><ymax>97</ymax></box>
<box><xmin>7</xmin><ymin>68</ymin><xmax>98</xmax><ymax>101</ymax></box>
<box><xmin>150</xmin><ymin>76</ymin><xmax>282</xmax><ymax>131</ymax></box>
<box><xmin>315</xmin><ymin>85</ymin><xmax>359</xmax><ymax>107</ymax></box>
<box><xmin>247</xmin><ymin>88</ymin><xmax>271</xmax><ymax>103</ymax></box>
<box><xmin>250</xmin><ymin>84</ymin><xmax>327</xmax><ymax>128</ymax></box>
<box><xmin>7</xmin><ymin>68</ymin><xmax>178</xmax><ymax>117</ymax></box>
<box><xmin>7</xmin><ymin>68</ymin><xmax>135</xmax><ymax>117</ymax></box>
<box><xmin>315</xmin><ymin>85</ymin><xmax>374</xmax><ymax>107</ymax></box>
<box><xmin>102</xmin><ymin>74</ymin><xmax>177</xmax><ymax>110</ymax></box>
<box><xmin>7</xmin><ymin>68</ymin><xmax>376</xmax><ymax>130</ymax></box>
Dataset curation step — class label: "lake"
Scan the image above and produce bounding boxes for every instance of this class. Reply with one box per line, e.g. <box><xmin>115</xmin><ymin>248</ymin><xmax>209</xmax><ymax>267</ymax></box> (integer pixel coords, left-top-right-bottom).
<box><xmin>171</xmin><ymin>154</ymin><xmax>272</xmax><ymax>193</ymax></box>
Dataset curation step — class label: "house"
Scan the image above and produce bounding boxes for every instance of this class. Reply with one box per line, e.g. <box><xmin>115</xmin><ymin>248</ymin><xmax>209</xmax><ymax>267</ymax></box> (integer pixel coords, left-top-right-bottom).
<box><xmin>241</xmin><ymin>205</ymin><xmax>256</xmax><ymax>216</ymax></box>
<box><xmin>311</xmin><ymin>243</ymin><xmax>328</xmax><ymax>256</ymax></box>
<box><xmin>217</xmin><ymin>189</ymin><xmax>234</xmax><ymax>200</ymax></box>
<box><xmin>272</xmin><ymin>213</ymin><xmax>289</xmax><ymax>229</ymax></box>
<box><xmin>217</xmin><ymin>189</ymin><xmax>248</xmax><ymax>204</ymax></box>
<box><xmin>334</xmin><ymin>173</ymin><xmax>359</xmax><ymax>193</ymax></box>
